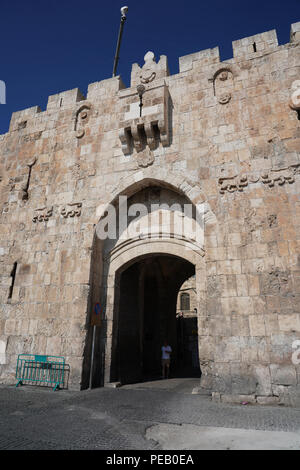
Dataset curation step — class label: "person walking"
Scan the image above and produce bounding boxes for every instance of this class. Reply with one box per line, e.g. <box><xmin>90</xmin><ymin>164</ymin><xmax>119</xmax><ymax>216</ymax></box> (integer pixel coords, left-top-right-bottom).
<box><xmin>161</xmin><ymin>340</ymin><xmax>172</xmax><ymax>379</ymax></box>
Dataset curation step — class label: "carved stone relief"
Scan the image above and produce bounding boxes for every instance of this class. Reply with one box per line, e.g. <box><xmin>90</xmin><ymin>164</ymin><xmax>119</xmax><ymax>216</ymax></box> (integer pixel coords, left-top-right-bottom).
<box><xmin>244</xmin><ymin>209</ymin><xmax>278</xmax><ymax>234</ymax></box>
<box><xmin>218</xmin><ymin>93</ymin><xmax>231</xmax><ymax>105</ymax></box>
<box><xmin>140</xmin><ymin>51</ymin><xmax>157</xmax><ymax>84</ymax></box>
<box><xmin>213</xmin><ymin>69</ymin><xmax>234</xmax><ymax>105</ymax></box>
<box><xmin>21</xmin><ymin>131</ymin><xmax>42</xmax><ymax>143</ymax></box>
<box><xmin>137</xmin><ymin>148</ymin><xmax>155</xmax><ymax>168</ymax></box>
<box><xmin>19</xmin><ymin>157</ymin><xmax>37</xmax><ymax>201</ymax></box>
<box><xmin>32</xmin><ymin>207</ymin><xmax>53</xmax><ymax>223</ymax></box>
<box><xmin>61</xmin><ymin>202</ymin><xmax>82</xmax><ymax>218</ymax></box>
<box><xmin>219</xmin><ymin>164</ymin><xmax>300</xmax><ymax>194</ymax></box>
<box><xmin>74</xmin><ymin>103</ymin><xmax>92</xmax><ymax>139</ymax></box>
<box><xmin>260</xmin><ymin>267</ymin><xmax>291</xmax><ymax>296</ymax></box>
<box><xmin>131</xmin><ymin>50</ymin><xmax>169</xmax><ymax>88</ymax></box>
<box><xmin>32</xmin><ymin>203</ymin><xmax>82</xmax><ymax>222</ymax></box>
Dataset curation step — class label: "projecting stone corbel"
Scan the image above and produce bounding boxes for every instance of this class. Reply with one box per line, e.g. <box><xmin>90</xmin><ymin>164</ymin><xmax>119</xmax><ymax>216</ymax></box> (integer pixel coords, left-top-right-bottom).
<box><xmin>119</xmin><ymin>127</ymin><xmax>132</xmax><ymax>154</ymax></box>
<box><xmin>157</xmin><ymin>118</ymin><xmax>169</xmax><ymax>147</ymax></box>
<box><xmin>144</xmin><ymin>122</ymin><xmax>156</xmax><ymax>150</ymax></box>
<box><xmin>131</xmin><ymin>123</ymin><xmax>144</xmax><ymax>152</ymax></box>
<box><xmin>118</xmin><ymin>78</ymin><xmax>171</xmax><ymax>155</ymax></box>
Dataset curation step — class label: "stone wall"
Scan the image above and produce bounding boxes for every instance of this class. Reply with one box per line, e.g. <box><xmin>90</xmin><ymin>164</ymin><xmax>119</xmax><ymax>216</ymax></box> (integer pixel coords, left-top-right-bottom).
<box><xmin>0</xmin><ymin>22</ymin><xmax>300</xmax><ymax>403</ymax></box>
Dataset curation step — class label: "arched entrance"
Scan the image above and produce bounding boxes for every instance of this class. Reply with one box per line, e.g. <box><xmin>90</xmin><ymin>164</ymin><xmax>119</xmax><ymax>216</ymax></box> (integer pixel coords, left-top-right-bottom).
<box><xmin>110</xmin><ymin>253</ymin><xmax>201</xmax><ymax>385</ymax></box>
<box><xmin>101</xmin><ymin>233</ymin><xmax>206</xmax><ymax>386</ymax></box>
<box><xmin>82</xmin><ymin>178</ymin><xmax>209</xmax><ymax>389</ymax></box>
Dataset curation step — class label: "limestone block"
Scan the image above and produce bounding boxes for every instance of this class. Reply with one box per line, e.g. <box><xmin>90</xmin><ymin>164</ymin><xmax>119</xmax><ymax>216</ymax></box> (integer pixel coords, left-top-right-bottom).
<box><xmin>179</xmin><ymin>47</ymin><xmax>220</xmax><ymax>73</ymax></box>
<box><xmin>231</xmin><ymin>315</ymin><xmax>250</xmax><ymax>337</ymax></box>
<box><xmin>249</xmin><ymin>315</ymin><xmax>266</xmax><ymax>337</ymax></box>
<box><xmin>231</xmin><ymin>363</ymin><xmax>254</xmax><ymax>391</ymax></box>
<box><xmin>256</xmin><ymin>396</ymin><xmax>279</xmax><ymax>405</ymax></box>
<box><xmin>270</xmin><ymin>364</ymin><xmax>297</xmax><ymax>386</ymax></box>
<box><xmin>269</xmin><ymin>333</ymin><xmax>298</xmax><ymax>363</ymax></box>
<box><xmin>278</xmin><ymin>314</ymin><xmax>300</xmax><ymax>333</ymax></box>
<box><xmin>47</xmin><ymin>88</ymin><xmax>85</xmax><ymax>111</ymax></box>
<box><xmin>273</xmin><ymin>385</ymin><xmax>300</xmax><ymax>407</ymax></box>
<box><xmin>9</xmin><ymin>106</ymin><xmax>42</xmax><ymax>132</ymax></box>
<box><xmin>220</xmin><ymin>394</ymin><xmax>256</xmax><ymax>404</ymax></box>
<box><xmin>212</xmin><ymin>363</ymin><xmax>232</xmax><ymax>393</ymax></box>
<box><xmin>209</xmin><ymin>315</ymin><xmax>231</xmax><ymax>336</ymax></box>
<box><xmin>290</xmin><ymin>22</ymin><xmax>300</xmax><ymax>43</ymax></box>
<box><xmin>252</xmin><ymin>365</ymin><xmax>272</xmax><ymax>396</ymax></box>
<box><xmin>0</xmin><ymin>338</ymin><xmax>7</xmax><ymax>364</ymax></box>
<box><xmin>217</xmin><ymin>260</ymin><xmax>241</xmax><ymax>275</ymax></box>
<box><xmin>214</xmin><ymin>337</ymin><xmax>241</xmax><ymax>362</ymax></box>
<box><xmin>61</xmin><ymin>338</ymin><xmax>84</xmax><ymax>357</ymax></box>
<box><xmin>198</xmin><ymin>336</ymin><xmax>214</xmax><ymax>361</ymax></box>
<box><xmin>46</xmin><ymin>336</ymin><xmax>62</xmax><ymax>356</ymax></box>
<box><xmin>221</xmin><ymin>297</ymin><xmax>254</xmax><ymax>316</ymax></box>
<box><xmin>264</xmin><ymin>314</ymin><xmax>279</xmax><ymax>335</ymax></box>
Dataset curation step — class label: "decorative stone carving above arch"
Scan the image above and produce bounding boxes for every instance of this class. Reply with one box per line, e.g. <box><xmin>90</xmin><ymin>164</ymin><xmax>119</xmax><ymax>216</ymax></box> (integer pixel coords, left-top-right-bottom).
<box><xmin>136</xmin><ymin>148</ymin><xmax>155</xmax><ymax>168</ymax></box>
<box><xmin>94</xmin><ymin>167</ymin><xmax>218</xmax><ymax>232</ymax></box>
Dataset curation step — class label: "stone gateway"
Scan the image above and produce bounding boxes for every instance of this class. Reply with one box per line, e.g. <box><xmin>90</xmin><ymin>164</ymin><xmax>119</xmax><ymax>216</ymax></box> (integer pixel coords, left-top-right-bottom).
<box><xmin>0</xmin><ymin>23</ymin><xmax>300</xmax><ymax>405</ymax></box>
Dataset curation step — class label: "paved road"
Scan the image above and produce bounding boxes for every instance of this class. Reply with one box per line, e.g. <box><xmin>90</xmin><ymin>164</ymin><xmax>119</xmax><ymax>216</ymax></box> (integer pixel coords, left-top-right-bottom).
<box><xmin>0</xmin><ymin>379</ymin><xmax>300</xmax><ymax>450</ymax></box>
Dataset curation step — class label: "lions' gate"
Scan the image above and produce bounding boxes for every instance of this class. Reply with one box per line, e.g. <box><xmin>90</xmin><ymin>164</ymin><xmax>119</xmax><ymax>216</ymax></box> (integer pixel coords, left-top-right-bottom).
<box><xmin>1</xmin><ymin>22</ymin><xmax>300</xmax><ymax>405</ymax></box>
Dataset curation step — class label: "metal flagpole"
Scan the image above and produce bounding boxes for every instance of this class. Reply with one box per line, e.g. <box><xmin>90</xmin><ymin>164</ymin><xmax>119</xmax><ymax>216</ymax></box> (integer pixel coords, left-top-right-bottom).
<box><xmin>112</xmin><ymin>6</ymin><xmax>129</xmax><ymax>77</ymax></box>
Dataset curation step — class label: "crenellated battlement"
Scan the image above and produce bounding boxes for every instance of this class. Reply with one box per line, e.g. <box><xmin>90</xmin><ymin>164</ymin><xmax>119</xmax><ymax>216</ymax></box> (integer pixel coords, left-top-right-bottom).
<box><xmin>178</xmin><ymin>22</ymin><xmax>299</xmax><ymax>72</ymax></box>
<box><xmin>4</xmin><ymin>21</ymin><xmax>300</xmax><ymax>136</ymax></box>
<box><xmin>46</xmin><ymin>88</ymin><xmax>85</xmax><ymax>111</ymax></box>
<box><xmin>232</xmin><ymin>29</ymin><xmax>278</xmax><ymax>57</ymax></box>
<box><xmin>8</xmin><ymin>105</ymin><xmax>42</xmax><ymax>132</ymax></box>
<box><xmin>179</xmin><ymin>47</ymin><xmax>220</xmax><ymax>73</ymax></box>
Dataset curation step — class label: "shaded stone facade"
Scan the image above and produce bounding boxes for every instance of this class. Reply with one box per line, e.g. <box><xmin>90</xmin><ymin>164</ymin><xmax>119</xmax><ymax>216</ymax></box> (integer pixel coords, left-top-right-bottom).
<box><xmin>176</xmin><ymin>276</ymin><xmax>197</xmax><ymax>316</ymax></box>
<box><xmin>1</xmin><ymin>23</ymin><xmax>300</xmax><ymax>405</ymax></box>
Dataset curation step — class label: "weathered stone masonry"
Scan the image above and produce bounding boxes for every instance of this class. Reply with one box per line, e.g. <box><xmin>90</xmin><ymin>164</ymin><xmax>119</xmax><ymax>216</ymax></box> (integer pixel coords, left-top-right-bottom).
<box><xmin>0</xmin><ymin>22</ymin><xmax>300</xmax><ymax>404</ymax></box>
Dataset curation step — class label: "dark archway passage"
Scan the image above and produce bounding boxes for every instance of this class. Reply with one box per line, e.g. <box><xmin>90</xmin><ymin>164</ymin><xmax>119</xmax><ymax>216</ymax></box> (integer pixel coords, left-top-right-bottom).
<box><xmin>110</xmin><ymin>254</ymin><xmax>201</xmax><ymax>385</ymax></box>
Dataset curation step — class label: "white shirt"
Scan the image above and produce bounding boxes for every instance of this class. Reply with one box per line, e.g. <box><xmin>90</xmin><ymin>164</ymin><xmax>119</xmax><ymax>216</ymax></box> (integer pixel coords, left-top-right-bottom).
<box><xmin>162</xmin><ymin>345</ymin><xmax>172</xmax><ymax>360</ymax></box>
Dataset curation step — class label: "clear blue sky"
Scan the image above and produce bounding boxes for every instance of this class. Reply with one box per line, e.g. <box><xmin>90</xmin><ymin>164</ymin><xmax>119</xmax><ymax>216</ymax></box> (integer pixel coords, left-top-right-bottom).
<box><xmin>0</xmin><ymin>0</ymin><xmax>299</xmax><ymax>134</ymax></box>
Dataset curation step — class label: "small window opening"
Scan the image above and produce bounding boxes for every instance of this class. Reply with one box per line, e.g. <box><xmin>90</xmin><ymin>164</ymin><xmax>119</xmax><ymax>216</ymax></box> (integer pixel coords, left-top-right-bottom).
<box><xmin>180</xmin><ymin>293</ymin><xmax>190</xmax><ymax>311</ymax></box>
<box><xmin>253</xmin><ymin>42</ymin><xmax>257</xmax><ymax>52</ymax></box>
<box><xmin>8</xmin><ymin>262</ymin><xmax>17</xmax><ymax>301</ymax></box>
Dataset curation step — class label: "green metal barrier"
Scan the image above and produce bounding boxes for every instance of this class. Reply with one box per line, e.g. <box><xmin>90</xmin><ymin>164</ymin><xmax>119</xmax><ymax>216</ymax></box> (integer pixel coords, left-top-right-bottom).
<box><xmin>16</xmin><ymin>354</ymin><xmax>65</xmax><ymax>391</ymax></box>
